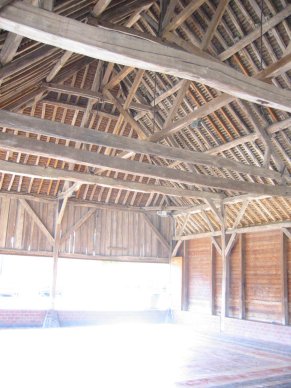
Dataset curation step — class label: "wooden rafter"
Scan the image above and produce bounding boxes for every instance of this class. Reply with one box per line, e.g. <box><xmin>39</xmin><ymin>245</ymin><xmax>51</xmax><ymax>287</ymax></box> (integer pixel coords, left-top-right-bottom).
<box><xmin>218</xmin><ymin>6</ymin><xmax>291</xmax><ymax>61</ymax></box>
<box><xmin>163</xmin><ymin>0</ymin><xmax>206</xmax><ymax>34</ymax></box>
<box><xmin>92</xmin><ymin>0</ymin><xmax>112</xmax><ymax>18</ymax></box>
<box><xmin>1</xmin><ymin>2</ymin><xmax>291</xmax><ymax>112</ymax></box>
<box><xmin>45</xmin><ymin>83</ymin><xmax>152</xmax><ymax>112</ymax></box>
<box><xmin>0</xmin><ymin>132</ymin><xmax>290</xmax><ymax>196</ymax></box>
<box><xmin>200</xmin><ymin>0</ymin><xmax>229</xmax><ymax>51</ymax></box>
<box><xmin>0</xmin><ymin>110</ymin><xmax>286</xmax><ymax>182</ymax></box>
<box><xmin>174</xmin><ymin>221</ymin><xmax>291</xmax><ymax>241</ymax></box>
<box><xmin>0</xmin><ymin>159</ymin><xmax>223</xmax><ymax>200</ymax></box>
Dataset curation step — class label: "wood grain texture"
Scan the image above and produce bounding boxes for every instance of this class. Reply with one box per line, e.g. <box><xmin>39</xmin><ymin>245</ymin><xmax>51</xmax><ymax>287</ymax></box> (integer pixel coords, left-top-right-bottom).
<box><xmin>0</xmin><ymin>198</ymin><xmax>172</xmax><ymax>261</ymax></box>
<box><xmin>186</xmin><ymin>229</ymin><xmax>290</xmax><ymax>325</ymax></box>
<box><xmin>1</xmin><ymin>2</ymin><xmax>291</xmax><ymax>112</ymax></box>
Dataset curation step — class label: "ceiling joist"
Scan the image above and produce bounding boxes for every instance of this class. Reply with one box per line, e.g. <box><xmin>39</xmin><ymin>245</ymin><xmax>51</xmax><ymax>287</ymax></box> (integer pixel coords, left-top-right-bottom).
<box><xmin>1</xmin><ymin>2</ymin><xmax>291</xmax><ymax>112</ymax></box>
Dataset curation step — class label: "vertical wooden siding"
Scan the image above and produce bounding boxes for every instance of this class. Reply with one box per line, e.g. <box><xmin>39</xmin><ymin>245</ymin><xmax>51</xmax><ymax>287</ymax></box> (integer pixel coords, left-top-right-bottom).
<box><xmin>187</xmin><ymin>230</ymin><xmax>290</xmax><ymax>325</ymax></box>
<box><xmin>59</xmin><ymin>204</ymin><xmax>172</xmax><ymax>259</ymax></box>
<box><xmin>188</xmin><ymin>237</ymin><xmax>211</xmax><ymax>314</ymax></box>
<box><xmin>288</xmin><ymin>236</ymin><xmax>291</xmax><ymax>323</ymax></box>
<box><xmin>0</xmin><ymin>197</ymin><xmax>55</xmax><ymax>253</ymax></box>
<box><xmin>0</xmin><ymin>197</ymin><xmax>172</xmax><ymax>261</ymax></box>
<box><xmin>244</xmin><ymin>231</ymin><xmax>281</xmax><ymax>324</ymax></box>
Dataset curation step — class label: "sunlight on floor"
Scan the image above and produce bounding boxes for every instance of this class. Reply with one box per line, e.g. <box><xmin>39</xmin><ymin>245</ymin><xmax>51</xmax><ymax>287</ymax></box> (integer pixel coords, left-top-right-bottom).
<box><xmin>0</xmin><ymin>324</ymin><xmax>193</xmax><ymax>388</ymax></box>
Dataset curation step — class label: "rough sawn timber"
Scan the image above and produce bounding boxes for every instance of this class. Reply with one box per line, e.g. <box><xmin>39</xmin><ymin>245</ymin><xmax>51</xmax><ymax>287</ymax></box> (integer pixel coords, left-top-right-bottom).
<box><xmin>0</xmin><ymin>132</ymin><xmax>290</xmax><ymax>197</ymax></box>
<box><xmin>1</xmin><ymin>2</ymin><xmax>291</xmax><ymax>112</ymax></box>
<box><xmin>0</xmin><ymin>110</ymin><xmax>285</xmax><ymax>182</ymax></box>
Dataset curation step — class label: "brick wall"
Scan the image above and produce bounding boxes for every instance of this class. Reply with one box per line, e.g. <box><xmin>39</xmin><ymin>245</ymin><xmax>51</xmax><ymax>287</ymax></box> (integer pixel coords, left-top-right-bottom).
<box><xmin>0</xmin><ymin>309</ymin><xmax>170</xmax><ymax>328</ymax></box>
<box><xmin>173</xmin><ymin>311</ymin><xmax>291</xmax><ymax>346</ymax></box>
<box><xmin>0</xmin><ymin>310</ymin><xmax>46</xmax><ymax>328</ymax></box>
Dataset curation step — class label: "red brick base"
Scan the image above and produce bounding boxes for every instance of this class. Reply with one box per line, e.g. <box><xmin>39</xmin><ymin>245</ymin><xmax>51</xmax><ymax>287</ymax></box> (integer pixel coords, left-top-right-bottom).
<box><xmin>0</xmin><ymin>309</ymin><xmax>170</xmax><ymax>328</ymax></box>
<box><xmin>173</xmin><ymin>311</ymin><xmax>291</xmax><ymax>346</ymax></box>
<box><xmin>2</xmin><ymin>309</ymin><xmax>290</xmax><ymax>346</ymax></box>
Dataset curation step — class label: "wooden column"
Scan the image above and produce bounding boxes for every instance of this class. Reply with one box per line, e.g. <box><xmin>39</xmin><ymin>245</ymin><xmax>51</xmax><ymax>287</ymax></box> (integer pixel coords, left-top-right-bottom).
<box><xmin>51</xmin><ymin>229</ymin><xmax>60</xmax><ymax>310</ymax></box>
<box><xmin>239</xmin><ymin>234</ymin><xmax>246</xmax><ymax>320</ymax></box>
<box><xmin>220</xmin><ymin>204</ymin><xmax>229</xmax><ymax>330</ymax></box>
<box><xmin>50</xmin><ymin>200</ymin><xmax>64</xmax><ymax>310</ymax></box>
<box><xmin>210</xmin><ymin>241</ymin><xmax>216</xmax><ymax>315</ymax></box>
<box><xmin>181</xmin><ymin>241</ymin><xmax>189</xmax><ymax>311</ymax></box>
<box><xmin>280</xmin><ymin>231</ymin><xmax>289</xmax><ymax>325</ymax></box>
<box><xmin>170</xmin><ymin>256</ymin><xmax>183</xmax><ymax>310</ymax></box>
<box><xmin>0</xmin><ymin>197</ymin><xmax>10</xmax><ymax>247</ymax></box>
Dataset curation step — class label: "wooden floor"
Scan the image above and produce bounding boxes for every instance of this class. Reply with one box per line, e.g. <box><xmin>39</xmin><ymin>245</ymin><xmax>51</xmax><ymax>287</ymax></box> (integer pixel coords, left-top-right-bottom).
<box><xmin>1</xmin><ymin>324</ymin><xmax>291</xmax><ymax>387</ymax></box>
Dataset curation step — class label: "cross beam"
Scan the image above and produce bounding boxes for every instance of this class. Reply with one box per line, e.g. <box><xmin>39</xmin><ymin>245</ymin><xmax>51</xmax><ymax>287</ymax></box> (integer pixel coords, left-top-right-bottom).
<box><xmin>1</xmin><ymin>2</ymin><xmax>291</xmax><ymax>112</ymax></box>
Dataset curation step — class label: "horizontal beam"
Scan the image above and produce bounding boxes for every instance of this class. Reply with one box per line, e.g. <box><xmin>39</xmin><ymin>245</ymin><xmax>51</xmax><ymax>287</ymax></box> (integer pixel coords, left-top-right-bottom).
<box><xmin>1</xmin><ymin>2</ymin><xmax>291</xmax><ymax>112</ymax></box>
<box><xmin>149</xmin><ymin>51</ymin><xmax>291</xmax><ymax>142</ymax></box>
<box><xmin>0</xmin><ymin>159</ymin><xmax>222</xmax><ymax>200</ymax></box>
<box><xmin>173</xmin><ymin>194</ymin><xmax>270</xmax><ymax>216</ymax></box>
<box><xmin>0</xmin><ymin>110</ymin><xmax>285</xmax><ymax>181</ymax></box>
<box><xmin>0</xmin><ymin>248</ymin><xmax>168</xmax><ymax>263</ymax></box>
<box><xmin>0</xmin><ymin>190</ymin><xmax>191</xmax><ymax>212</ymax></box>
<box><xmin>45</xmin><ymin>83</ymin><xmax>152</xmax><ymax>112</ymax></box>
<box><xmin>174</xmin><ymin>221</ymin><xmax>291</xmax><ymax>241</ymax></box>
<box><xmin>59</xmin><ymin>253</ymin><xmax>169</xmax><ymax>263</ymax></box>
<box><xmin>0</xmin><ymin>132</ymin><xmax>290</xmax><ymax>196</ymax></box>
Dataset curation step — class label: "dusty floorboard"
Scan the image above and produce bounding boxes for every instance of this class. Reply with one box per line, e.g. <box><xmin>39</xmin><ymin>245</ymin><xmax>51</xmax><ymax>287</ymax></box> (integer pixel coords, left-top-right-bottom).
<box><xmin>1</xmin><ymin>324</ymin><xmax>291</xmax><ymax>388</ymax></box>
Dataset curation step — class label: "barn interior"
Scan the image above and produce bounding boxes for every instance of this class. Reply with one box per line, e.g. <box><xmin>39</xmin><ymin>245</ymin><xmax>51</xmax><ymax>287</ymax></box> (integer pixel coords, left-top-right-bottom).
<box><xmin>0</xmin><ymin>0</ymin><xmax>290</xmax><ymax>386</ymax></box>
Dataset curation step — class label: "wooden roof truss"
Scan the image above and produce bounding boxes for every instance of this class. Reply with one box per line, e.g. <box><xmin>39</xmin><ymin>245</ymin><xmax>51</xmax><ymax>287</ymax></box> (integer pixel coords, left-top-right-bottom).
<box><xmin>0</xmin><ymin>0</ymin><xmax>290</xmax><ymax>240</ymax></box>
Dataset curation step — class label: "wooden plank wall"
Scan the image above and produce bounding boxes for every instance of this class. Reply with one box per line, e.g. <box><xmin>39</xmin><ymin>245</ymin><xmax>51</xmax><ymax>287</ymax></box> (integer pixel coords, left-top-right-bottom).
<box><xmin>0</xmin><ymin>196</ymin><xmax>55</xmax><ymax>254</ymax></box>
<box><xmin>0</xmin><ymin>197</ymin><xmax>172</xmax><ymax>262</ymax></box>
<box><xmin>187</xmin><ymin>230</ymin><xmax>290</xmax><ymax>325</ymax></box>
<box><xmin>288</xmin><ymin>235</ymin><xmax>291</xmax><ymax>324</ymax></box>
<box><xmin>59</xmin><ymin>204</ymin><xmax>172</xmax><ymax>260</ymax></box>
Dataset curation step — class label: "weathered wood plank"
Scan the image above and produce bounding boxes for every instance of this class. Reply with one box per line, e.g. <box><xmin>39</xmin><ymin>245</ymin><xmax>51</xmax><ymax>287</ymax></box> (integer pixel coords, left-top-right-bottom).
<box><xmin>181</xmin><ymin>242</ymin><xmax>188</xmax><ymax>310</ymax></box>
<box><xmin>0</xmin><ymin>133</ymin><xmax>290</xmax><ymax>196</ymax></box>
<box><xmin>92</xmin><ymin>0</ymin><xmax>112</xmax><ymax>17</ymax></box>
<box><xmin>200</xmin><ymin>0</ymin><xmax>229</xmax><ymax>51</ymax></box>
<box><xmin>161</xmin><ymin>0</ymin><xmax>179</xmax><ymax>33</ymax></box>
<box><xmin>103</xmin><ymin>66</ymin><xmax>134</xmax><ymax>90</ymax></box>
<box><xmin>0</xmin><ymin>32</ymin><xmax>22</xmax><ymax>65</ymax></box>
<box><xmin>0</xmin><ymin>247</ymin><xmax>169</xmax><ymax>262</ymax></box>
<box><xmin>280</xmin><ymin>231</ymin><xmax>289</xmax><ymax>325</ymax></box>
<box><xmin>0</xmin><ymin>160</ymin><xmax>222</xmax><ymax>200</ymax></box>
<box><xmin>174</xmin><ymin>222</ymin><xmax>291</xmax><ymax>240</ymax></box>
<box><xmin>0</xmin><ymin>45</ymin><xmax>56</xmax><ymax>80</ymax></box>
<box><xmin>1</xmin><ymin>2</ymin><xmax>291</xmax><ymax>112</ymax></box>
<box><xmin>239</xmin><ymin>234</ymin><xmax>246</xmax><ymax>320</ymax></box>
<box><xmin>19</xmin><ymin>199</ymin><xmax>54</xmax><ymax>245</ymax></box>
<box><xmin>218</xmin><ymin>6</ymin><xmax>291</xmax><ymax>61</ymax></box>
<box><xmin>0</xmin><ymin>110</ymin><xmax>285</xmax><ymax>182</ymax></box>
<box><xmin>163</xmin><ymin>0</ymin><xmax>206</xmax><ymax>33</ymax></box>
<box><xmin>45</xmin><ymin>83</ymin><xmax>152</xmax><ymax>112</ymax></box>
<box><xmin>46</xmin><ymin>50</ymin><xmax>73</xmax><ymax>82</ymax></box>
<box><xmin>60</xmin><ymin>208</ymin><xmax>96</xmax><ymax>244</ymax></box>
<box><xmin>210</xmin><ymin>241</ymin><xmax>216</xmax><ymax>315</ymax></box>
<box><xmin>0</xmin><ymin>196</ymin><xmax>10</xmax><ymax>247</ymax></box>
<box><xmin>143</xmin><ymin>213</ymin><xmax>170</xmax><ymax>252</ymax></box>
<box><xmin>163</xmin><ymin>80</ymin><xmax>191</xmax><ymax>129</ymax></box>
<box><xmin>220</xmin><ymin>205</ymin><xmax>229</xmax><ymax>327</ymax></box>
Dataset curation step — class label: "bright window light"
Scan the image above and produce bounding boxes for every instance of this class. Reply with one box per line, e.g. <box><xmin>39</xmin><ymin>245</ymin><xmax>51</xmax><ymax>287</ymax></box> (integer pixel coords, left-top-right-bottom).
<box><xmin>0</xmin><ymin>255</ymin><xmax>171</xmax><ymax>311</ymax></box>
